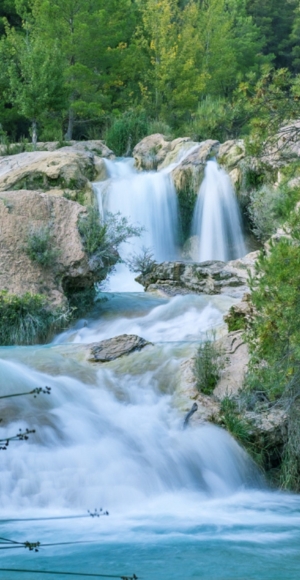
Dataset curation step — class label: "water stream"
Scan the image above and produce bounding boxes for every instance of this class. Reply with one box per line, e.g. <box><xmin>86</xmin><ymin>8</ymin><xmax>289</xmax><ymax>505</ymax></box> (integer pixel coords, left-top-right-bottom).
<box><xmin>0</xmin><ymin>157</ymin><xmax>299</xmax><ymax>580</ymax></box>
<box><xmin>191</xmin><ymin>160</ymin><xmax>246</xmax><ymax>262</ymax></box>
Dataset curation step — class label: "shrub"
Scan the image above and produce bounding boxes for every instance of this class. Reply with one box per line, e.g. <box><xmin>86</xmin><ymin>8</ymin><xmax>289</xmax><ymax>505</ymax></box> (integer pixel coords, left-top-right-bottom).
<box><xmin>0</xmin><ymin>291</ymin><xmax>71</xmax><ymax>345</ymax></box>
<box><xmin>218</xmin><ymin>397</ymin><xmax>263</xmax><ymax>465</ymax></box>
<box><xmin>181</xmin><ymin>95</ymin><xmax>246</xmax><ymax>142</ymax></box>
<box><xmin>104</xmin><ymin>110</ymin><xmax>149</xmax><ymax>156</ymax></box>
<box><xmin>248</xmin><ymin>183</ymin><xmax>300</xmax><ymax>241</ymax></box>
<box><xmin>127</xmin><ymin>247</ymin><xmax>156</xmax><ymax>275</ymax></box>
<box><xmin>146</xmin><ymin>120</ymin><xmax>173</xmax><ymax>139</ymax></box>
<box><xmin>194</xmin><ymin>334</ymin><xmax>225</xmax><ymax>395</ymax></box>
<box><xmin>78</xmin><ymin>206</ymin><xmax>142</xmax><ymax>278</ymax></box>
<box><xmin>25</xmin><ymin>225</ymin><xmax>60</xmax><ymax>268</ymax></box>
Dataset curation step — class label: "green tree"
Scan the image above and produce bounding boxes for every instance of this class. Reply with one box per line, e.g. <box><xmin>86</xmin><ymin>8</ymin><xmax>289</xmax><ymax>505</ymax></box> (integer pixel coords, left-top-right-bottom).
<box><xmin>5</xmin><ymin>29</ymin><xmax>67</xmax><ymax>145</ymax></box>
<box><xmin>246</xmin><ymin>0</ymin><xmax>297</xmax><ymax>69</ymax></box>
<box><xmin>32</xmin><ymin>0</ymin><xmax>138</xmax><ymax>139</ymax></box>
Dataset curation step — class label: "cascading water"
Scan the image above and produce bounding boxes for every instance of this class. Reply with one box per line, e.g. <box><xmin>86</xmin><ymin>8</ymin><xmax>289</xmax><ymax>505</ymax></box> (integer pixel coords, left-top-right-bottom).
<box><xmin>191</xmin><ymin>160</ymin><xmax>246</xmax><ymax>262</ymax></box>
<box><xmin>1</xmin><ymin>152</ymin><xmax>300</xmax><ymax>580</ymax></box>
<box><xmin>94</xmin><ymin>159</ymin><xmax>180</xmax><ymax>263</ymax></box>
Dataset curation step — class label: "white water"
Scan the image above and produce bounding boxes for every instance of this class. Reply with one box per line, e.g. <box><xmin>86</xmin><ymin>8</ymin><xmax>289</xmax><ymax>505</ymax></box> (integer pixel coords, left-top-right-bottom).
<box><xmin>1</xmin><ymin>154</ymin><xmax>299</xmax><ymax>580</ymax></box>
<box><xmin>94</xmin><ymin>158</ymin><xmax>179</xmax><ymax>263</ymax></box>
<box><xmin>191</xmin><ymin>160</ymin><xmax>246</xmax><ymax>262</ymax></box>
<box><xmin>93</xmin><ymin>146</ymin><xmax>200</xmax><ymax>291</ymax></box>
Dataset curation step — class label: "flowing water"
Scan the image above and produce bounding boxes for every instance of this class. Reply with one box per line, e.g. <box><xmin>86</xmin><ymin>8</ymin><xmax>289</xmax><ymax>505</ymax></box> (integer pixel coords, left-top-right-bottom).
<box><xmin>191</xmin><ymin>160</ymin><xmax>246</xmax><ymax>262</ymax></box>
<box><xmin>0</xmin><ymin>157</ymin><xmax>299</xmax><ymax>580</ymax></box>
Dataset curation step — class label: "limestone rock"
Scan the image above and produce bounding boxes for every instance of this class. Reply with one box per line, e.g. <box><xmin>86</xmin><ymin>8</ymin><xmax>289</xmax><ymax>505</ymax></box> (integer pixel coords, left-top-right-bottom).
<box><xmin>0</xmin><ymin>190</ymin><xmax>97</xmax><ymax>305</ymax></box>
<box><xmin>174</xmin><ymin>352</ymin><xmax>221</xmax><ymax>425</ymax></box>
<box><xmin>171</xmin><ymin>139</ymin><xmax>220</xmax><ymax>193</ymax></box>
<box><xmin>0</xmin><ymin>139</ymin><xmax>114</xmax><ymax>157</ymax></box>
<box><xmin>213</xmin><ymin>331</ymin><xmax>249</xmax><ymax>400</ymax></box>
<box><xmin>0</xmin><ymin>143</ymin><xmax>113</xmax><ymax>194</ymax></box>
<box><xmin>218</xmin><ymin>139</ymin><xmax>245</xmax><ymax>169</ymax></box>
<box><xmin>133</xmin><ymin>134</ymin><xmax>172</xmax><ymax>170</ymax></box>
<box><xmin>224</xmin><ymin>294</ymin><xmax>252</xmax><ymax>332</ymax></box>
<box><xmin>88</xmin><ymin>334</ymin><xmax>150</xmax><ymax>362</ymax></box>
<box><xmin>136</xmin><ymin>257</ymin><xmax>252</xmax><ymax>298</ymax></box>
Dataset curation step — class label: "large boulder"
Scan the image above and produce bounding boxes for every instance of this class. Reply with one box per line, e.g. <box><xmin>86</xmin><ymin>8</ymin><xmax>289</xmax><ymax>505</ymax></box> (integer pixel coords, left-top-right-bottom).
<box><xmin>133</xmin><ymin>134</ymin><xmax>172</xmax><ymax>170</ymax></box>
<box><xmin>0</xmin><ymin>144</ymin><xmax>113</xmax><ymax>195</ymax></box>
<box><xmin>133</xmin><ymin>134</ymin><xmax>199</xmax><ymax>171</ymax></box>
<box><xmin>0</xmin><ymin>190</ymin><xmax>97</xmax><ymax>305</ymax></box>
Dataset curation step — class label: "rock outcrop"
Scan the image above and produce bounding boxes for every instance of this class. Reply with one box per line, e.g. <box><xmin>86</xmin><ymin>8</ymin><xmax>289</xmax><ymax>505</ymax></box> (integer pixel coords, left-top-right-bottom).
<box><xmin>88</xmin><ymin>334</ymin><xmax>151</xmax><ymax>362</ymax></box>
<box><xmin>136</xmin><ymin>252</ymin><xmax>259</xmax><ymax>298</ymax></box>
<box><xmin>0</xmin><ymin>190</ymin><xmax>96</xmax><ymax>305</ymax></box>
<box><xmin>0</xmin><ymin>141</ymin><xmax>114</xmax><ymax>209</ymax></box>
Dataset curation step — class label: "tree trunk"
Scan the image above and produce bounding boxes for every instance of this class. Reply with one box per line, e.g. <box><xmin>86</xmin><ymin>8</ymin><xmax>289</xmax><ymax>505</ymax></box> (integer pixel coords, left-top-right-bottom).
<box><xmin>32</xmin><ymin>120</ymin><xmax>37</xmax><ymax>149</ymax></box>
<box><xmin>65</xmin><ymin>108</ymin><xmax>74</xmax><ymax>141</ymax></box>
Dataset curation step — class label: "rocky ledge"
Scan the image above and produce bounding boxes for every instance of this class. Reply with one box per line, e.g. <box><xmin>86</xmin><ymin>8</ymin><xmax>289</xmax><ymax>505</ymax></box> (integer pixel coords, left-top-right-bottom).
<box><xmin>136</xmin><ymin>251</ymin><xmax>259</xmax><ymax>299</ymax></box>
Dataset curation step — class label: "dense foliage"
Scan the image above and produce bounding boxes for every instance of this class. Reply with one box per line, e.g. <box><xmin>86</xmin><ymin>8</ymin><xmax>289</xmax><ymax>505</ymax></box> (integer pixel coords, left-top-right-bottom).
<box><xmin>1</xmin><ymin>0</ymin><xmax>299</xmax><ymax>148</ymax></box>
<box><xmin>0</xmin><ymin>291</ymin><xmax>71</xmax><ymax>345</ymax></box>
<box><xmin>243</xmin><ymin>210</ymin><xmax>300</xmax><ymax>489</ymax></box>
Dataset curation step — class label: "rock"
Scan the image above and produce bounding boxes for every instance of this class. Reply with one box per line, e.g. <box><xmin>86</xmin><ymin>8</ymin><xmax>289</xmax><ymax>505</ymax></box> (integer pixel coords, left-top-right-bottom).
<box><xmin>88</xmin><ymin>334</ymin><xmax>151</xmax><ymax>362</ymax></box>
<box><xmin>0</xmin><ymin>190</ymin><xmax>97</xmax><ymax>305</ymax></box>
<box><xmin>0</xmin><ymin>139</ymin><xmax>114</xmax><ymax>157</ymax></box>
<box><xmin>0</xmin><ymin>143</ymin><xmax>113</xmax><ymax>194</ymax></box>
<box><xmin>133</xmin><ymin>134</ymin><xmax>172</xmax><ymax>170</ymax></box>
<box><xmin>213</xmin><ymin>331</ymin><xmax>249</xmax><ymax>400</ymax></box>
<box><xmin>171</xmin><ymin>139</ymin><xmax>220</xmax><ymax>193</ymax></box>
<box><xmin>218</xmin><ymin>139</ymin><xmax>245</xmax><ymax>169</ymax></box>
<box><xmin>173</xmin><ymin>352</ymin><xmax>221</xmax><ymax>424</ymax></box>
<box><xmin>244</xmin><ymin>408</ymin><xmax>288</xmax><ymax>470</ymax></box>
<box><xmin>158</xmin><ymin>138</ymin><xmax>198</xmax><ymax>170</ymax></box>
<box><xmin>224</xmin><ymin>294</ymin><xmax>252</xmax><ymax>332</ymax></box>
<box><xmin>135</xmin><ymin>253</ymin><xmax>258</xmax><ymax>298</ymax></box>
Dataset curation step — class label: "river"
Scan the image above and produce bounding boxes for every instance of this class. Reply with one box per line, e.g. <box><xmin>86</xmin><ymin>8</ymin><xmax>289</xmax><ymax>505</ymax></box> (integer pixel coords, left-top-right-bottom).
<box><xmin>0</xmin><ymin>156</ymin><xmax>299</xmax><ymax>580</ymax></box>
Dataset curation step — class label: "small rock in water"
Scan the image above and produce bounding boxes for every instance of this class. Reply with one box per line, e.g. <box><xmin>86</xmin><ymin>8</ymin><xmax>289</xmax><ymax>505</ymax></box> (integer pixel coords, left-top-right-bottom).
<box><xmin>89</xmin><ymin>334</ymin><xmax>150</xmax><ymax>362</ymax></box>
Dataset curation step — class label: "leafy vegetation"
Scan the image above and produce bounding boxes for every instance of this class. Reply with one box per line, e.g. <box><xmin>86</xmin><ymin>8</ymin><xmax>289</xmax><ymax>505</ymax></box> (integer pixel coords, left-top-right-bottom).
<box><xmin>127</xmin><ymin>247</ymin><xmax>156</xmax><ymax>276</ymax></box>
<box><xmin>241</xmin><ymin>209</ymin><xmax>300</xmax><ymax>488</ymax></box>
<box><xmin>78</xmin><ymin>205</ymin><xmax>142</xmax><ymax>278</ymax></box>
<box><xmin>0</xmin><ymin>291</ymin><xmax>71</xmax><ymax>345</ymax></box>
<box><xmin>25</xmin><ymin>225</ymin><xmax>60</xmax><ymax>268</ymax></box>
<box><xmin>1</xmin><ymin>0</ymin><xmax>298</xmax><ymax>146</ymax></box>
<box><xmin>194</xmin><ymin>334</ymin><xmax>225</xmax><ymax>395</ymax></box>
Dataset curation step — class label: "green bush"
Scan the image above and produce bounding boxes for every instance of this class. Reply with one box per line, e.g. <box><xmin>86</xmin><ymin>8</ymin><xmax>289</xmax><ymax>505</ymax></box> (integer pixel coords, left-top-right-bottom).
<box><xmin>181</xmin><ymin>95</ymin><xmax>246</xmax><ymax>142</ymax></box>
<box><xmin>194</xmin><ymin>334</ymin><xmax>225</xmax><ymax>395</ymax></box>
<box><xmin>104</xmin><ymin>110</ymin><xmax>149</xmax><ymax>156</ymax></box>
<box><xmin>25</xmin><ymin>226</ymin><xmax>60</xmax><ymax>268</ymax></box>
<box><xmin>127</xmin><ymin>247</ymin><xmax>156</xmax><ymax>275</ymax></box>
<box><xmin>78</xmin><ymin>206</ymin><xmax>142</xmax><ymax>278</ymax></box>
<box><xmin>0</xmin><ymin>291</ymin><xmax>71</xmax><ymax>345</ymax></box>
<box><xmin>248</xmin><ymin>183</ymin><xmax>300</xmax><ymax>241</ymax></box>
<box><xmin>146</xmin><ymin>120</ymin><xmax>173</xmax><ymax>139</ymax></box>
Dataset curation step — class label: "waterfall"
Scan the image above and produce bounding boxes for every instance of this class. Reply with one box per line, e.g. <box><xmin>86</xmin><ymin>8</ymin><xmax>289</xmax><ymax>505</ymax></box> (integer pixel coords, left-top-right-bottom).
<box><xmin>94</xmin><ymin>159</ymin><xmax>180</xmax><ymax>263</ymax></box>
<box><xmin>191</xmin><ymin>160</ymin><xmax>246</xmax><ymax>262</ymax></box>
